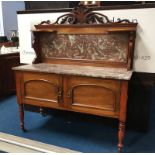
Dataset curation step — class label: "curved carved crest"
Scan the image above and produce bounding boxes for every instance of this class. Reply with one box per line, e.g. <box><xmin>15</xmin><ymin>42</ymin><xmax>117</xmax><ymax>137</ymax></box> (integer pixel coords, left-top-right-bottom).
<box><xmin>37</xmin><ymin>4</ymin><xmax>136</xmax><ymax>26</ymax></box>
<box><xmin>54</xmin><ymin>4</ymin><xmax>111</xmax><ymax>24</ymax></box>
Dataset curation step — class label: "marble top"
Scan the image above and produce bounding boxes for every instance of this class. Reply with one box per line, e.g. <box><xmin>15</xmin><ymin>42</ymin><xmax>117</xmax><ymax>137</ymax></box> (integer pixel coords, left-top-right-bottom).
<box><xmin>13</xmin><ymin>63</ymin><xmax>132</xmax><ymax>80</ymax></box>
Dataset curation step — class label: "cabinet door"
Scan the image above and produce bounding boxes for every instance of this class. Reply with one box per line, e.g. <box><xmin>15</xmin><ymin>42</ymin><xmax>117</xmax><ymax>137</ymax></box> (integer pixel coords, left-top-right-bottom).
<box><xmin>65</xmin><ymin>76</ymin><xmax>121</xmax><ymax>118</ymax></box>
<box><xmin>22</xmin><ymin>72</ymin><xmax>63</xmax><ymax>108</ymax></box>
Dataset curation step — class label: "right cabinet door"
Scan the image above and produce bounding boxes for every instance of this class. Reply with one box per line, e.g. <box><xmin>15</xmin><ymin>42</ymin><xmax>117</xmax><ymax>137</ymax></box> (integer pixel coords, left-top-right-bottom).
<box><xmin>65</xmin><ymin>75</ymin><xmax>121</xmax><ymax>118</ymax></box>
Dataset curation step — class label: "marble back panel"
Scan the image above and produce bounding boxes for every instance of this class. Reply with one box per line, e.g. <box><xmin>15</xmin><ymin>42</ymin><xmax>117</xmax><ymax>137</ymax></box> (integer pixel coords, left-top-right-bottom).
<box><xmin>40</xmin><ymin>33</ymin><xmax>129</xmax><ymax>63</ymax></box>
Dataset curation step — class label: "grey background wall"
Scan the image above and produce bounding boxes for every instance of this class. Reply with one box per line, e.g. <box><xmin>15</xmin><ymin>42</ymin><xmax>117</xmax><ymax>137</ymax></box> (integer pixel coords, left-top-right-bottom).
<box><xmin>2</xmin><ymin>1</ymin><xmax>25</xmax><ymax>39</ymax></box>
<box><xmin>0</xmin><ymin>1</ymin><xmax>3</xmax><ymax>36</ymax></box>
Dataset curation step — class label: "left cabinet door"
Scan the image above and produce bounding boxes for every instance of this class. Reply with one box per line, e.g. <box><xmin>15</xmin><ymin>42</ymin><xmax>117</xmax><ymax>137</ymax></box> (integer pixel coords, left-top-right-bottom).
<box><xmin>21</xmin><ymin>72</ymin><xmax>63</xmax><ymax>108</ymax></box>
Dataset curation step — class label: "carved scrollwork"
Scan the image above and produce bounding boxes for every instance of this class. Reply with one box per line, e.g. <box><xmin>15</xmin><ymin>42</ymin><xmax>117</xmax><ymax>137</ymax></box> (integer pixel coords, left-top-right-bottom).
<box><xmin>36</xmin><ymin>4</ymin><xmax>136</xmax><ymax>27</ymax></box>
<box><xmin>53</xmin><ymin>4</ymin><xmax>111</xmax><ymax>24</ymax></box>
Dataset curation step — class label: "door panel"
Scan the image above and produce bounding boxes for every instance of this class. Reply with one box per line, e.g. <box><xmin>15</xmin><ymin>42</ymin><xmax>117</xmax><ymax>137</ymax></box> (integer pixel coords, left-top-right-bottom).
<box><xmin>24</xmin><ymin>79</ymin><xmax>59</xmax><ymax>102</ymax></box>
<box><xmin>22</xmin><ymin>72</ymin><xmax>62</xmax><ymax>108</ymax></box>
<box><xmin>69</xmin><ymin>84</ymin><xmax>115</xmax><ymax>110</ymax></box>
<box><xmin>65</xmin><ymin>75</ymin><xmax>121</xmax><ymax>117</ymax></box>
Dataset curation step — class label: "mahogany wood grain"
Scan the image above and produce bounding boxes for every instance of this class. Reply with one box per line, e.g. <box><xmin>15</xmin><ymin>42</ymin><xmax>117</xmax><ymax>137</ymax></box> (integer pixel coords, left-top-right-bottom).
<box><xmin>43</xmin><ymin>58</ymin><xmax>128</xmax><ymax>68</ymax></box>
<box><xmin>65</xmin><ymin>75</ymin><xmax>120</xmax><ymax>117</ymax></box>
<box><xmin>19</xmin><ymin>104</ymin><xmax>26</xmax><ymax>132</ymax></box>
<box><xmin>14</xmin><ymin>4</ymin><xmax>137</xmax><ymax>152</ymax></box>
<box><xmin>34</xmin><ymin>24</ymin><xmax>137</xmax><ymax>34</ymax></box>
<box><xmin>118</xmin><ymin>81</ymin><xmax>128</xmax><ymax>152</ymax></box>
<box><xmin>22</xmin><ymin>72</ymin><xmax>63</xmax><ymax>108</ymax></box>
<box><xmin>15</xmin><ymin>71</ymin><xmax>122</xmax><ymax>119</ymax></box>
<box><xmin>33</xmin><ymin>27</ymin><xmax>136</xmax><ymax>71</ymax></box>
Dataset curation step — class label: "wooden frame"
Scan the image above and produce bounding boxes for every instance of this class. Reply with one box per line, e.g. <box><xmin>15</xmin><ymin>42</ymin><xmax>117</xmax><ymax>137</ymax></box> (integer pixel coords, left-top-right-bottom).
<box><xmin>33</xmin><ymin>24</ymin><xmax>136</xmax><ymax>70</ymax></box>
<box><xmin>13</xmin><ymin>4</ymin><xmax>137</xmax><ymax>153</ymax></box>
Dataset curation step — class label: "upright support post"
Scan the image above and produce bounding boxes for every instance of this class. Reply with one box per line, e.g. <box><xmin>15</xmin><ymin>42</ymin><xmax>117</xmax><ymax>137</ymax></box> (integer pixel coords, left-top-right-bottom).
<box><xmin>19</xmin><ymin>104</ymin><xmax>26</xmax><ymax>132</ymax></box>
<box><xmin>118</xmin><ymin>81</ymin><xmax>128</xmax><ymax>152</ymax></box>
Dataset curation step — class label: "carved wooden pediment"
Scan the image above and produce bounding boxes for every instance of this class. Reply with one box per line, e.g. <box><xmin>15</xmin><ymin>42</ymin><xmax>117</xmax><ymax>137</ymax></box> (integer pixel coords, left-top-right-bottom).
<box><xmin>54</xmin><ymin>4</ymin><xmax>111</xmax><ymax>24</ymax></box>
<box><xmin>33</xmin><ymin>4</ymin><xmax>137</xmax><ymax>70</ymax></box>
<box><xmin>36</xmin><ymin>4</ymin><xmax>137</xmax><ymax>27</ymax></box>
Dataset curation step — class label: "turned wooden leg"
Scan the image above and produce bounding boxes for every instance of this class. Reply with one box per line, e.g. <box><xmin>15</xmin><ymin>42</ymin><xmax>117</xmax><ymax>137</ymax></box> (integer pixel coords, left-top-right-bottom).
<box><xmin>118</xmin><ymin>121</ymin><xmax>125</xmax><ymax>153</ymax></box>
<box><xmin>19</xmin><ymin>104</ymin><xmax>26</xmax><ymax>132</ymax></box>
<box><xmin>118</xmin><ymin>81</ymin><xmax>128</xmax><ymax>153</ymax></box>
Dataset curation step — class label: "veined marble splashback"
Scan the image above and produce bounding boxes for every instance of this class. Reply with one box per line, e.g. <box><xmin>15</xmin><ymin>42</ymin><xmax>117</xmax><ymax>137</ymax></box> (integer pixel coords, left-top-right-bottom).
<box><xmin>40</xmin><ymin>33</ymin><xmax>129</xmax><ymax>63</ymax></box>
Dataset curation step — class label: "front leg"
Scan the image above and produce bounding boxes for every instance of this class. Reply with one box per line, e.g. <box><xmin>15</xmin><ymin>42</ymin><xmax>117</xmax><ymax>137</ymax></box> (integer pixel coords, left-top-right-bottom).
<box><xmin>118</xmin><ymin>121</ymin><xmax>125</xmax><ymax>152</ymax></box>
<box><xmin>19</xmin><ymin>104</ymin><xmax>26</xmax><ymax>132</ymax></box>
<box><xmin>118</xmin><ymin>81</ymin><xmax>128</xmax><ymax>152</ymax></box>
